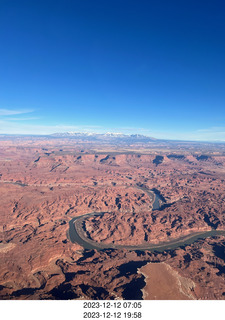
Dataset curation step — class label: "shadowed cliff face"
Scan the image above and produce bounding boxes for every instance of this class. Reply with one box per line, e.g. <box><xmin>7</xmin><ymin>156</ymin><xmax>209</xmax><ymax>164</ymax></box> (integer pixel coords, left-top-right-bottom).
<box><xmin>1</xmin><ymin>239</ymin><xmax>225</xmax><ymax>300</ymax></box>
<box><xmin>0</xmin><ymin>138</ymin><xmax>225</xmax><ymax>300</ymax></box>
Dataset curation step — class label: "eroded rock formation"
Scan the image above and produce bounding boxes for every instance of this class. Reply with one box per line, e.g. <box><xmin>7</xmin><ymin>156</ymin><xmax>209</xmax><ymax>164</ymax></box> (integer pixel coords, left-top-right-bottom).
<box><xmin>0</xmin><ymin>137</ymin><xmax>225</xmax><ymax>299</ymax></box>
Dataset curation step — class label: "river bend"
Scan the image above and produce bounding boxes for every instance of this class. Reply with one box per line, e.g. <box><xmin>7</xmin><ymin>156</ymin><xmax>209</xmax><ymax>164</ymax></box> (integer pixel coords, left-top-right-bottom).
<box><xmin>67</xmin><ymin>187</ymin><xmax>225</xmax><ymax>252</ymax></box>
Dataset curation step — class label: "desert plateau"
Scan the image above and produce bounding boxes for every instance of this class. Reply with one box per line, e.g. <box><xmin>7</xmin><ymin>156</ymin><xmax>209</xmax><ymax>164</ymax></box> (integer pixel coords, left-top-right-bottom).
<box><xmin>0</xmin><ymin>134</ymin><xmax>225</xmax><ymax>300</ymax></box>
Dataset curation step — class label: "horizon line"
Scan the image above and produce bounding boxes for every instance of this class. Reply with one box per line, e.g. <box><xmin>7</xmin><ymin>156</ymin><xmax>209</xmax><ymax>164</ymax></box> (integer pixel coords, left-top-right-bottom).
<box><xmin>0</xmin><ymin>132</ymin><xmax>224</xmax><ymax>144</ymax></box>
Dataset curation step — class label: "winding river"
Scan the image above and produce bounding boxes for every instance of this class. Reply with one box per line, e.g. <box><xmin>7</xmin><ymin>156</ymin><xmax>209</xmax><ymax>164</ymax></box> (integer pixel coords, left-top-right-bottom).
<box><xmin>67</xmin><ymin>187</ymin><xmax>225</xmax><ymax>252</ymax></box>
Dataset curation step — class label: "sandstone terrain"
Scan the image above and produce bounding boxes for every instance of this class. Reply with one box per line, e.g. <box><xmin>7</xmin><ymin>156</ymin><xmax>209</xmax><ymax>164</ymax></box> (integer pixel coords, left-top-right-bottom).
<box><xmin>0</xmin><ymin>136</ymin><xmax>225</xmax><ymax>299</ymax></box>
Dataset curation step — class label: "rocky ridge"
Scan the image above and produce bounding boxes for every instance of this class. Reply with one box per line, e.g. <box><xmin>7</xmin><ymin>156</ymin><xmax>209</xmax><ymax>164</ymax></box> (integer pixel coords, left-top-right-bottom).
<box><xmin>0</xmin><ymin>138</ymin><xmax>225</xmax><ymax>299</ymax></box>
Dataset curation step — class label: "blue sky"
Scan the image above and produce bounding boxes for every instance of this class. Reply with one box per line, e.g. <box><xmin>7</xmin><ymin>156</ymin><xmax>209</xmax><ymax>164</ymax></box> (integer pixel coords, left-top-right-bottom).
<box><xmin>0</xmin><ymin>0</ymin><xmax>224</xmax><ymax>140</ymax></box>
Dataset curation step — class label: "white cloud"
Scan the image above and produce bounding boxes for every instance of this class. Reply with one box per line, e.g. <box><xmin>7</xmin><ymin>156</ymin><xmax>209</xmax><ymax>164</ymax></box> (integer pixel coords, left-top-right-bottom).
<box><xmin>5</xmin><ymin>117</ymin><xmax>40</xmax><ymax>121</ymax></box>
<box><xmin>149</xmin><ymin>127</ymin><xmax>225</xmax><ymax>141</ymax></box>
<box><xmin>192</xmin><ymin>127</ymin><xmax>225</xmax><ymax>141</ymax></box>
<box><xmin>0</xmin><ymin>120</ymin><xmax>103</xmax><ymax>135</ymax></box>
<box><xmin>0</xmin><ymin>108</ymin><xmax>34</xmax><ymax>116</ymax></box>
<box><xmin>197</xmin><ymin>127</ymin><xmax>225</xmax><ymax>134</ymax></box>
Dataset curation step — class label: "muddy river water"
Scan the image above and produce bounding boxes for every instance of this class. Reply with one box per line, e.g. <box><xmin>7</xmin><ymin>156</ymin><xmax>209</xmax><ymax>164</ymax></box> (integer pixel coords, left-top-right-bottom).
<box><xmin>67</xmin><ymin>187</ymin><xmax>225</xmax><ymax>252</ymax></box>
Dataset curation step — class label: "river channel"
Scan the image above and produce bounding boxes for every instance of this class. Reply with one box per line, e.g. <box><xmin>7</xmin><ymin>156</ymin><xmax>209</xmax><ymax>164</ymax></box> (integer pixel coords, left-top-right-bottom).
<box><xmin>67</xmin><ymin>187</ymin><xmax>225</xmax><ymax>252</ymax></box>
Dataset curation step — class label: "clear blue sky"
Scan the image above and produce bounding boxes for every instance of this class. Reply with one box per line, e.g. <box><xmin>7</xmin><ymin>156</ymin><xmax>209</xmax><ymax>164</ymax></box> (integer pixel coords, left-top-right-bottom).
<box><xmin>0</xmin><ymin>0</ymin><xmax>224</xmax><ymax>140</ymax></box>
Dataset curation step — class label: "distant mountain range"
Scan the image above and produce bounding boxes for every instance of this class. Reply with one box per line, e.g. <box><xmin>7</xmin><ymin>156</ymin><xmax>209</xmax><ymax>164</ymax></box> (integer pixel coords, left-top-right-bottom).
<box><xmin>50</xmin><ymin>132</ymin><xmax>157</xmax><ymax>142</ymax></box>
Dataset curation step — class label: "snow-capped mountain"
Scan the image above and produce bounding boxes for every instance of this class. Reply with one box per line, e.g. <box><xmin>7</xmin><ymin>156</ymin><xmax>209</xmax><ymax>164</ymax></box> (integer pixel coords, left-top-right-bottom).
<box><xmin>50</xmin><ymin>132</ymin><xmax>156</xmax><ymax>142</ymax></box>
